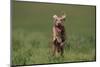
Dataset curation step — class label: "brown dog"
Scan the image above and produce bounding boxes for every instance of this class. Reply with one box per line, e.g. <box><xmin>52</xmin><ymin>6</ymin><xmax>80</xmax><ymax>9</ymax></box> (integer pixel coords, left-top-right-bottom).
<box><xmin>52</xmin><ymin>14</ymin><xmax>66</xmax><ymax>56</ymax></box>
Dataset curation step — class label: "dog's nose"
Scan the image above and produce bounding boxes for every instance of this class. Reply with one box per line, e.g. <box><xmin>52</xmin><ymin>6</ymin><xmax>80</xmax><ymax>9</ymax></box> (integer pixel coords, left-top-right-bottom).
<box><xmin>58</xmin><ymin>23</ymin><xmax>61</xmax><ymax>26</ymax></box>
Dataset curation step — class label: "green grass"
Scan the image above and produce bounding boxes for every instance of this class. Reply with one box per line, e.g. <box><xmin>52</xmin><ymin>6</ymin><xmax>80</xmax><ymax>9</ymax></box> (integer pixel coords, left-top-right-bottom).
<box><xmin>12</xmin><ymin>1</ymin><xmax>96</xmax><ymax>65</ymax></box>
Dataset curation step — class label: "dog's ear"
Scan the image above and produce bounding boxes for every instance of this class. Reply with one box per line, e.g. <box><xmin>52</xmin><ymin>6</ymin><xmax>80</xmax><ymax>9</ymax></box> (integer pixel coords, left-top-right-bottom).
<box><xmin>53</xmin><ymin>15</ymin><xmax>58</xmax><ymax>19</ymax></box>
<box><xmin>62</xmin><ymin>15</ymin><xmax>66</xmax><ymax>19</ymax></box>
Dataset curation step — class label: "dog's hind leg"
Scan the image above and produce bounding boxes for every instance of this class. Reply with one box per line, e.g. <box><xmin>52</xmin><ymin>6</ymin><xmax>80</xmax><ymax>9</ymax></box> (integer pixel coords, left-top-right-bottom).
<box><xmin>60</xmin><ymin>43</ymin><xmax>64</xmax><ymax>56</ymax></box>
<box><xmin>52</xmin><ymin>45</ymin><xmax>56</xmax><ymax>56</ymax></box>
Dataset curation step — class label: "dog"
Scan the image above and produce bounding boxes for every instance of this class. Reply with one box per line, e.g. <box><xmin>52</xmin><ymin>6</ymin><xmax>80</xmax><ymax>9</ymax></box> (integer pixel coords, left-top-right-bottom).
<box><xmin>52</xmin><ymin>14</ymin><xmax>66</xmax><ymax>56</ymax></box>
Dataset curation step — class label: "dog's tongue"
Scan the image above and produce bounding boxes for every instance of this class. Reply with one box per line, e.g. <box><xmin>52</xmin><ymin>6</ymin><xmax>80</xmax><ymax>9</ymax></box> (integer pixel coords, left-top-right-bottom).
<box><xmin>56</xmin><ymin>27</ymin><xmax>61</xmax><ymax>32</ymax></box>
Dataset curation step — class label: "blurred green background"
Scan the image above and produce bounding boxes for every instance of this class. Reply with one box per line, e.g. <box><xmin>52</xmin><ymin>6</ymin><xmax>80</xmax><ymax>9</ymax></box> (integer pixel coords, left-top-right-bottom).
<box><xmin>12</xmin><ymin>1</ymin><xmax>96</xmax><ymax>65</ymax></box>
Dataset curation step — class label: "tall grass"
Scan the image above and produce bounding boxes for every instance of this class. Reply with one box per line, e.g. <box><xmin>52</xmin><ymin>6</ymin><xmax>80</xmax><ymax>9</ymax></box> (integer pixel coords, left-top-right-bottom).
<box><xmin>12</xmin><ymin>29</ymin><xmax>95</xmax><ymax>65</ymax></box>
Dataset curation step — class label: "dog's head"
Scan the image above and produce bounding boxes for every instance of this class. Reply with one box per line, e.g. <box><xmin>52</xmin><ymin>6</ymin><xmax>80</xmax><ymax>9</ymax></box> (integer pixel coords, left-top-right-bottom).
<box><xmin>53</xmin><ymin>14</ymin><xmax>66</xmax><ymax>27</ymax></box>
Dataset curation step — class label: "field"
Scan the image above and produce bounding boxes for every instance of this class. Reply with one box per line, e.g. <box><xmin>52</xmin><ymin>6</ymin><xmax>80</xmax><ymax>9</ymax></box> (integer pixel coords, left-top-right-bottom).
<box><xmin>12</xmin><ymin>1</ymin><xmax>96</xmax><ymax>65</ymax></box>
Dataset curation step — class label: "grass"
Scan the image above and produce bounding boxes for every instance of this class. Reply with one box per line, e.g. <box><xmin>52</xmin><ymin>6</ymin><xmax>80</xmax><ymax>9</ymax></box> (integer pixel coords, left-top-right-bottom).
<box><xmin>12</xmin><ymin>1</ymin><xmax>96</xmax><ymax>65</ymax></box>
